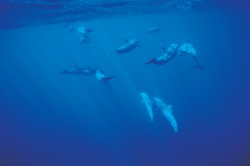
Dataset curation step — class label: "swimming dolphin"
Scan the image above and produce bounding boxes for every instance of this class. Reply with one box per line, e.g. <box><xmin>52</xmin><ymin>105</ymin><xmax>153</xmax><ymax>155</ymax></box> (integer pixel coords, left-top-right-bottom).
<box><xmin>140</xmin><ymin>92</ymin><xmax>178</xmax><ymax>133</ymax></box>
<box><xmin>145</xmin><ymin>26</ymin><xmax>160</xmax><ymax>34</ymax></box>
<box><xmin>144</xmin><ymin>43</ymin><xmax>179</xmax><ymax>65</ymax></box>
<box><xmin>61</xmin><ymin>65</ymin><xmax>99</xmax><ymax>76</ymax></box>
<box><xmin>178</xmin><ymin>42</ymin><xmax>205</xmax><ymax>69</ymax></box>
<box><xmin>140</xmin><ymin>92</ymin><xmax>154</xmax><ymax>122</ymax></box>
<box><xmin>116</xmin><ymin>39</ymin><xmax>139</xmax><ymax>54</ymax></box>
<box><xmin>95</xmin><ymin>69</ymin><xmax>116</xmax><ymax>83</ymax></box>
<box><xmin>153</xmin><ymin>97</ymin><xmax>178</xmax><ymax>133</ymax></box>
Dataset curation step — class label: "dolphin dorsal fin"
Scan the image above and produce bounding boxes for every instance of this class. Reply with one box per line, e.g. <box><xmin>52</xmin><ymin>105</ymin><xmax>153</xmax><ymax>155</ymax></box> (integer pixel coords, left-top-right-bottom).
<box><xmin>124</xmin><ymin>39</ymin><xmax>129</xmax><ymax>43</ymax></box>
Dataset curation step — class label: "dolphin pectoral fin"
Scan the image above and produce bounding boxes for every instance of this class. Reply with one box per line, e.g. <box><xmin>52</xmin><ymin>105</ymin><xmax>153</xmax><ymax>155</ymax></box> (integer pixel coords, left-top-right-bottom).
<box><xmin>140</xmin><ymin>92</ymin><xmax>154</xmax><ymax>122</ymax></box>
<box><xmin>124</xmin><ymin>38</ymin><xmax>129</xmax><ymax>43</ymax></box>
<box><xmin>162</xmin><ymin>109</ymin><xmax>178</xmax><ymax>133</ymax></box>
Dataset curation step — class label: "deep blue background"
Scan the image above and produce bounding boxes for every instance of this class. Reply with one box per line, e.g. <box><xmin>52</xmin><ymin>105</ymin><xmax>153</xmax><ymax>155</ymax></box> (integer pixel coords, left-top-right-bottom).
<box><xmin>0</xmin><ymin>5</ymin><xmax>250</xmax><ymax>166</ymax></box>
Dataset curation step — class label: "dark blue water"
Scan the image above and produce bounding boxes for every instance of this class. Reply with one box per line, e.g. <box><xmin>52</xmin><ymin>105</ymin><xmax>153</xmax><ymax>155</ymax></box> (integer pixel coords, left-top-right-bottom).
<box><xmin>0</xmin><ymin>1</ymin><xmax>250</xmax><ymax>166</ymax></box>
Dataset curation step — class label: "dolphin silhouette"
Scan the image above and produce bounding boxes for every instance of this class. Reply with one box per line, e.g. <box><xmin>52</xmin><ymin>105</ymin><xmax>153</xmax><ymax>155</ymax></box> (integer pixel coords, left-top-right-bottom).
<box><xmin>61</xmin><ymin>65</ymin><xmax>99</xmax><ymax>76</ymax></box>
<box><xmin>116</xmin><ymin>39</ymin><xmax>139</xmax><ymax>54</ymax></box>
<box><xmin>140</xmin><ymin>92</ymin><xmax>178</xmax><ymax>133</ymax></box>
<box><xmin>144</xmin><ymin>43</ymin><xmax>179</xmax><ymax>65</ymax></box>
<box><xmin>140</xmin><ymin>92</ymin><xmax>154</xmax><ymax>122</ymax></box>
<box><xmin>178</xmin><ymin>42</ymin><xmax>205</xmax><ymax>69</ymax></box>
<box><xmin>153</xmin><ymin>97</ymin><xmax>178</xmax><ymax>133</ymax></box>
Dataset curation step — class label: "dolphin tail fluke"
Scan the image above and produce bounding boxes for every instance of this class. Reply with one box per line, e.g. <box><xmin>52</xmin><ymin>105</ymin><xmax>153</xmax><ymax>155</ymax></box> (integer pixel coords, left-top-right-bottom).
<box><xmin>144</xmin><ymin>58</ymin><xmax>156</xmax><ymax>65</ymax></box>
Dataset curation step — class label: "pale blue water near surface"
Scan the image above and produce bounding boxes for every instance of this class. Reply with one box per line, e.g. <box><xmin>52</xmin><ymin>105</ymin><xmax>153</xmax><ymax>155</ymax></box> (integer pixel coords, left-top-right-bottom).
<box><xmin>0</xmin><ymin>0</ymin><xmax>250</xmax><ymax>166</ymax></box>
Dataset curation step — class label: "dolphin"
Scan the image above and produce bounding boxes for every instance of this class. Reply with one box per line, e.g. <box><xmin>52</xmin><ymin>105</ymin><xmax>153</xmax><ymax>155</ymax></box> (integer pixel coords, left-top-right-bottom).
<box><xmin>95</xmin><ymin>69</ymin><xmax>116</xmax><ymax>83</ymax></box>
<box><xmin>116</xmin><ymin>39</ymin><xmax>139</xmax><ymax>54</ymax></box>
<box><xmin>178</xmin><ymin>42</ymin><xmax>205</xmax><ymax>69</ymax></box>
<box><xmin>153</xmin><ymin>97</ymin><xmax>178</xmax><ymax>133</ymax></box>
<box><xmin>61</xmin><ymin>65</ymin><xmax>99</xmax><ymax>76</ymax></box>
<box><xmin>144</xmin><ymin>43</ymin><xmax>179</xmax><ymax>65</ymax></box>
<box><xmin>140</xmin><ymin>92</ymin><xmax>154</xmax><ymax>122</ymax></box>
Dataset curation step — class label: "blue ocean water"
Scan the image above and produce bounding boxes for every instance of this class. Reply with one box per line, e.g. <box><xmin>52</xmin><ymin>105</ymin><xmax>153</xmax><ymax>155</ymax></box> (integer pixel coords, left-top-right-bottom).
<box><xmin>0</xmin><ymin>1</ymin><xmax>250</xmax><ymax>166</ymax></box>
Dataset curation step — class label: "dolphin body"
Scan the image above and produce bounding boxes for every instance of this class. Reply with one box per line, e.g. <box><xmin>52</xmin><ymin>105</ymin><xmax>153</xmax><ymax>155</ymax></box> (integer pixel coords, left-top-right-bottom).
<box><xmin>153</xmin><ymin>97</ymin><xmax>178</xmax><ymax>133</ymax></box>
<box><xmin>61</xmin><ymin>65</ymin><xmax>99</xmax><ymax>76</ymax></box>
<box><xmin>145</xmin><ymin>43</ymin><xmax>179</xmax><ymax>65</ymax></box>
<box><xmin>116</xmin><ymin>39</ymin><xmax>139</xmax><ymax>54</ymax></box>
<box><xmin>62</xmin><ymin>66</ymin><xmax>115</xmax><ymax>83</ymax></box>
<box><xmin>140</xmin><ymin>92</ymin><xmax>154</xmax><ymax>122</ymax></box>
<box><xmin>178</xmin><ymin>42</ymin><xmax>205</xmax><ymax>69</ymax></box>
<box><xmin>144</xmin><ymin>52</ymin><xmax>174</xmax><ymax>65</ymax></box>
